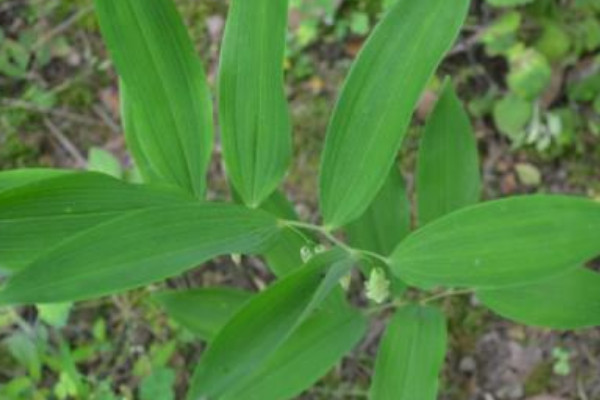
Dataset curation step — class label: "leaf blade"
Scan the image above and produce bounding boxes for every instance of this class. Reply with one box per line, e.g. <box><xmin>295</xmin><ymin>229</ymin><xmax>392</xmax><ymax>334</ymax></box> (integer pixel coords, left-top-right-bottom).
<box><xmin>94</xmin><ymin>0</ymin><xmax>213</xmax><ymax>197</ymax></box>
<box><xmin>370</xmin><ymin>305</ymin><xmax>447</xmax><ymax>400</ymax></box>
<box><xmin>0</xmin><ymin>172</ymin><xmax>191</xmax><ymax>272</ymax></box>
<box><xmin>0</xmin><ymin>203</ymin><xmax>279</xmax><ymax>304</ymax></box>
<box><xmin>345</xmin><ymin>165</ymin><xmax>411</xmax><ymax>256</ymax></box>
<box><xmin>417</xmin><ymin>80</ymin><xmax>481</xmax><ymax>226</ymax></box>
<box><xmin>154</xmin><ymin>288</ymin><xmax>251</xmax><ymax>341</ymax></box>
<box><xmin>219</xmin><ymin>0</ymin><xmax>292</xmax><ymax>206</ymax></box>
<box><xmin>478</xmin><ymin>267</ymin><xmax>600</xmax><ymax>329</ymax></box>
<box><xmin>319</xmin><ymin>0</ymin><xmax>470</xmax><ymax>228</ymax></box>
<box><xmin>391</xmin><ymin>196</ymin><xmax>600</xmax><ymax>289</ymax></box>
<box><xmin>187</xmin><ymin>249</ymin><xmax>354</xmax><ymax>399</ymax></box>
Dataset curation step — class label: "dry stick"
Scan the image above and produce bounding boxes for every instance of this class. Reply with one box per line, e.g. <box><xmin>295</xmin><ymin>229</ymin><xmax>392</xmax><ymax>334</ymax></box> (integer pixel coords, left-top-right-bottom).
<box><xmin>2</xmin><ymin>98</ymin><xmax>102</xmax><ymax>126</ymax></box>
<box><xmin>32</xmin><ymin>5</ymin><xmax>94</xmax><ymax>51</ymax></box>
<box><xmin>43</xmin><ymin>117</ymin><xmax>87</xmax><ymax>167</ymax></box>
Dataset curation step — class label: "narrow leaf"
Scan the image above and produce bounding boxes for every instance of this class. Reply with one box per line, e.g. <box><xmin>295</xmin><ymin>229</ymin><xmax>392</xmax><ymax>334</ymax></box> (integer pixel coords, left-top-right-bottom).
<box><xmin>478</xmin><ymin>267</ymin><xmax>600</xmax><ymax>329</ymax></box>
<box><xmin>0</xmin><ymin>172</ymin><xmax>191</xmax><ymax>272</ymax></box>
<box><xmin>187</xmin><ymin>249</ymin><xmax>354</xmax><ymax>399</ymax></box>
<box><xmin>345</xmin><ymin>165</ymin><xmax>411</xmax><ymax>256</ymax></box>
<box><xmin>87</xmin><ymin>148</ymin><xmax>123</xmax><ymax>179</ymax></box>
<box><xmin>417</xmin><ymin>80</ymin><xmax>480</xmax><ymax>226</ymax></box>
<box><xmin>0</xmin><ymin>204</ymin><xmax>279</xmax><ymax>304</ymax></box>
<box><xmin>391</xmin><ymin>196</ymin><xmax>600</xmax><ymax>289</ymax></box>
<box><xmin>154</xmin><ymin>288</ymin><xmax>251</xmax><ymax>341</ymax></box>
<box><xmin>219</xmin><ymin>0</ymin><xmax>291</xmax><ymax>207</ymax></box>
<box><xmin>94</xmin><ymin>0</ymin><xmax>214</xmax><ymax>197</ymax></box>
<box><xmin>319</xmin><ymin>0</ymin><xmax>470</xmax><ymax>228</ymax></box>
<box><xmin>370</xmin><ymin>305</ymin><xmax>447</xmax><ymax>400</ymax></box>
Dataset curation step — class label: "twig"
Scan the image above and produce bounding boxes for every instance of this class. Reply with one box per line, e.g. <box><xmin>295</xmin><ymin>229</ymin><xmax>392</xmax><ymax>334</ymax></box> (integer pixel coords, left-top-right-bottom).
<box><xmin>420</xmin><ymin>288</ymin><xmax>473</xmax><ymax>305</ymax></box>
<box><xmin>43</xmin><ymin>117</ymin><xmax>87</xmax><ymax>167</ymax></box>
<box><xmin>1</xmin><ymin>98</ymin><xmax>102</xmax><ymax>126</ymax></box>
<box><xmin>93</xmin><ymin>103</ymin><xmax>121</xmax><ymax>134</ymax></box>
<box><xmin>33</xmin><ymin>5</ymin><xmax>94</xmax><ymax>51</ymax></box>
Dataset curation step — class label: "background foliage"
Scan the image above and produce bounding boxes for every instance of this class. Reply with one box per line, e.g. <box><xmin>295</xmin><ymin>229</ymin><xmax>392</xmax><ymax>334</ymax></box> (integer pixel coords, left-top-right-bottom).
<box><xmin>0</xmin><ymin>0</ymin><xmax>599</xmax><ymax>399</ymax></box>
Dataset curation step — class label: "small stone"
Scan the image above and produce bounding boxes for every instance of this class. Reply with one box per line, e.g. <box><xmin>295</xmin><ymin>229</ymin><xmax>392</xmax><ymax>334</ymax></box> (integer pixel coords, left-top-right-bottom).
<box><xmin>459</xmin><ymin>356</ymin><xmax>477</xmax><ymax>373</ymax></box>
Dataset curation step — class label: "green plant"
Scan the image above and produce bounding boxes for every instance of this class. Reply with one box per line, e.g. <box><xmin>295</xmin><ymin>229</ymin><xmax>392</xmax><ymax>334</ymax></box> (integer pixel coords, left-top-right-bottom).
<box><xmin>480</xmin><ymin>0</ymin><xmax>600</xmax><ymax>154</ymax></box>
<box><xmin>1</xmin><ymin>0</ymin><xmax>600</xmax><ymax>399</ymax></box>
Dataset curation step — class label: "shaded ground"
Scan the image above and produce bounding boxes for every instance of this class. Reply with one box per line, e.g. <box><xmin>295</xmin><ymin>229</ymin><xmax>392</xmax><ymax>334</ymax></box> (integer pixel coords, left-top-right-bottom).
<box><xmin>0</xmin><ymin>0</ymin><xmax>599</xmax><ymax>399</ymax></box>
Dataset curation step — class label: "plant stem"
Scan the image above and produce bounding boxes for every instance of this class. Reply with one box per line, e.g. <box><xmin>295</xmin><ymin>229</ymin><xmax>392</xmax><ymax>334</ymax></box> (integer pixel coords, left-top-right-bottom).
<box><xmin>281</xmin><ymin>219</ymin><xmax>391</xmax><ymax>265</ymax></box>
<box><xmin>419</xmin><ymin>288</ymin><xmax>473</xmax><ymax>305</ymax></box>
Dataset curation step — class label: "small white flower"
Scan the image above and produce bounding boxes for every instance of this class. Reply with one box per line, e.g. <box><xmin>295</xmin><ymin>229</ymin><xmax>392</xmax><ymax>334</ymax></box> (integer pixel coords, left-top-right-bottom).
<box><xmin>300</xmin><ymin>246</ymin><xmax>314</xmax><ymax>263</ymax></box>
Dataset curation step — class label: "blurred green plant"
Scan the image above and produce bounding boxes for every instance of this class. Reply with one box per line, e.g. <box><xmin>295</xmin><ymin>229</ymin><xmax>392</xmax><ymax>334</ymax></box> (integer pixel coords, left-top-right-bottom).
<box><xmin>479</xmin><ymin>0</ymin><xmax>600</xmax><ymax>154</ymax></box>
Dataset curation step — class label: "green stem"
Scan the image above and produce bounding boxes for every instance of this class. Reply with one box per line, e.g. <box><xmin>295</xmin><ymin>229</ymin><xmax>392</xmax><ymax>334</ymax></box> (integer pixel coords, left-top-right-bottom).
<box><xmin>281</xmin><ymin>219</ymin><xmax>391</xmax><ymax>265</ymax></box>
<box><xmin>419</xmin><ymin>288</ymin><xmax>473</xmax><ymax>305</ymax></box>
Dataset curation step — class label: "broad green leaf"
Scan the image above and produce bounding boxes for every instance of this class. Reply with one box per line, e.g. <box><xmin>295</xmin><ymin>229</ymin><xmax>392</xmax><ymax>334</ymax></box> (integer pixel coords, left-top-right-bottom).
<box><xmin>94</xmin><ymin>0</ymin><xmax>213</xmax><ymax>198</ymax></box>
<box><xmin>370</xmin><ymin>305</ymin><xmax>447</xmax><ymax>400</ymax></box>
<box><xmin>219</xmin><ymin>0</ymin><xmax>292</xmax><ymax>207</ymax></box>
<box><xmin>0</xmin><ymin>172</ymin><xmax>191</xmax><ymax>273</ymax></box>
<box><xmin>318</xmin><ymin>0</ymin><xmax>470</xmax><ymax>228</ymax></box>
<box><xmin>87</xmin><ymin>148</ymin><xmax>122</xmax><ymax>179</ymax></box>
<box><xmin>478</xmin><ymin>267</ymin><xmax>600</xmax><ymax>329</ymax></box>
<box><xmin>154</xmin><ymin>288</ymin><xmax>251</xmax><ymax>341</ymax></box>
<box><xmin>345</xmin><ymin>165</ymin><xmax>411</xmax><ymax>256</ymax></box>
<box><xmin>221</xmin><ymin>297</ymin><xmax>366</xmax><ymax>400</ymax></box>
<box><xmin>391</xmin><ymin>196</ymin><xmax>600</xmax><ymax>289</ymax></box>
<box><xmin>417</xmin><ymin>80</ymin><xmax>481</xmax><ymax>226</ymax></box>
<box><xmin>0</xmin><ymin>204</ymin><xmax>279</xmax><ymax>305</ymax></box>
<box><xmin>187</xmin><ymin>249</ymin><xmax>355</xmax><ymax>399</ymax></box>
<box><xmin>0</xmin><ymin>168</ymin><xmax>71</xmax><ymax>193</ymax></box>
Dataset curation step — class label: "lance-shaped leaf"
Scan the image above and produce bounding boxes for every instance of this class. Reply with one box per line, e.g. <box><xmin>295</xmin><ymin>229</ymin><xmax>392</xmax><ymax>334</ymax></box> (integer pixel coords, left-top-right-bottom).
<box><xmin>0</xmin><ymin>172</ymin><xmax>191</xmax><ymax>273</ymax></box>
<box><xmin>478</xmin><ymin>267</ymin><xmax>600</xmax><ymax>329</ymax></box>
<box><xmin>417</xmin><ymin>80</ymin><xmax>481</xmax><ymax>226</ymax></box>
<box><xmin>94</xmin><ymin>0</ymin><xmax>213</xmax><ymax>198</ymax></box>
<box><xmin>345</xmin><ymin>165</ymin><xmax>411</xmax><ymax>256</ymax></box>
<box><xmin>391</xmin><ymin>196</ymin><xmax>600</xmax><ymax>289</ymax></box>
<box><xmin>163</xmin><ymin>287</ymin><xmax>365</xmax><ymax>400</ymax></box>
<box><xmin>219</xmin><ymin>0</ymin><xmax>291</xmax><ymax>207</ymax></box>
<box><xmin>319</xmin><ymin>0</ymin><xmax>470</xmax><ymax>228</ymax></box>
<box><xmin>154</xmin><ymin>288</ymin><xmax>251</xmax><ymax>341</ymax></box>
<box><xmin>370</xmin><ymin>305</ymin><xmax>447</xmax><ymax>400</ymax></box>
<box><xmin>219</xmin><ymin>295</ymin><xmax>366</xmax><ymax>400</ymax></box>
<box><xmin>0</xmin><ymin>204</ymin><xmax>279</xmax><ymax>305</ymax></box>
<box><xmin>0</xmin><ymin>168</ymin><xmax>71</xmax><ymax>193</ymax></box>
<box><xmin>187</xmin><ymin>249</ymin><xmax>355</xmax><ymax>399</ymax></box>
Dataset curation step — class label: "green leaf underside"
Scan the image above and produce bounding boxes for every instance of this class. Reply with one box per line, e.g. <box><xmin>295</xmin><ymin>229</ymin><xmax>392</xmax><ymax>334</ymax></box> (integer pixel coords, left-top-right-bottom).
<box><xmin>319</xmin><ymin>0</ymin><xmax>470</xmax><ymax>228</ymax></box>
<box><xmin>345</xmin><ymin>165</ymin><xmax>411</xmax><ymax>256</ymax></box>
<box><xmin>162</xmin><ymin>287</ymin><xmax>365</xmax><ymax>400</ymax></box>
<box><xmin>391</xmin><ymin>196</ymin><xmax>600</xmax><ymax>289</ymax></box>
<box><xmin>0</xmin><ymin>172</ymin><xmax>192</xmax><ymax>273</ymax></box>
<box><xmin>0</xmin><ymin>168</ymin><xmax>72</xmax><ymax>193</ymax></box>
<box><xmin>0</xmin><ymin>203</ymin><xmax>279</xmax><ymax>305</ymax></box>
<box><xmin>188</xmin><ymin>249</ymin><xmax>355</xmax><ymax>399</ymax></box>
<box><xmin>370</xmin><ymin>305</ymin><xmax>447</xmax><ymax>400</ymax></box>
<box><xmin>417</xmin><ymin>80</ymin><xmax>481</xmax><ymax>226</ymax></box>
<box><xmin>219</xmin><ymin>0</ymin><xmax>291</xmax><ymax>207</ymax></box>
<box><xmin>94</xmin><ymin>0</ymin><xmax>213</xmax><ymax>197</ymax></box>
<box><xmin>478</xmin><ymin>267</ymin><xmax>600</xmax><ymax>329</ymax></box>
<box><xmin>154</xmin><ymin>288</ymin><xmax>252</xmax><ymax>341</ymax></box>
